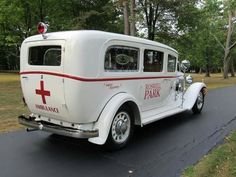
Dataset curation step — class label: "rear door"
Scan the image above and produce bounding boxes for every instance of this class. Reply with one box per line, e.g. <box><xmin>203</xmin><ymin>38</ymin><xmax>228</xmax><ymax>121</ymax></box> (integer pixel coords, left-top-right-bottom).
<box><xmin>21</xmin><ymin>40</ymin><xmax>68</xmax><ymax>120</ymax></box>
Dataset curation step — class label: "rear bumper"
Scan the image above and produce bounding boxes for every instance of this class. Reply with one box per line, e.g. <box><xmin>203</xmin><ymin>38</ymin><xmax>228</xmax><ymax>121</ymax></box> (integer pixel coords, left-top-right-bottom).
<box><xmin>18</xmin><ymin>115</ymin><xmax>99</xmax><ymax>139</ymax></box>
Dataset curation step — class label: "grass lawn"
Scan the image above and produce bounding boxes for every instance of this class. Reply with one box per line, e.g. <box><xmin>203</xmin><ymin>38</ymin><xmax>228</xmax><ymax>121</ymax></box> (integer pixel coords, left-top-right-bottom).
<box><xmin>0</xmin><ymin>73</ymin><xmax>29</xmax><ymax>133</ymax></box>
<box><xmin>191</xmin><ymin>73</ymin><xmax>236</xmax><ymax>90</ymax></box>
<box><xmin>1</xmin><ymin>72</ymin><xmax>236</xmax><ymax>133</ymax></box>
<box><xmin>182</xmin><ymin>132</ymin><xmax>236</xmax><ymax>177</ymax></box>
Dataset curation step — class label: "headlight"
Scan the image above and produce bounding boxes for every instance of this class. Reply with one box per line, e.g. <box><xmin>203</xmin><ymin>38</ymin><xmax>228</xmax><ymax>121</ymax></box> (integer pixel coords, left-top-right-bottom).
<box><xmin>186</xmin><ymin>75</ymin><xmax>193</xmax><ymax>84</ymax></box>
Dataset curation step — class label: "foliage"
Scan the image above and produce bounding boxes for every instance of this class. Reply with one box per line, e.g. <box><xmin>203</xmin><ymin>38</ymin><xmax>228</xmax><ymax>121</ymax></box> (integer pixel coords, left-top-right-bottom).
<box><xmin>0</xmin><ymin>0</ymin><xmax>122</xmax><ymax>70</ymax></box>
<box><xmin>176</xmin><ymin>0</ymin><xmax>225</xmax><ymax>74</ymax></box>
<box><xmin>136</xmin><ymin>0</ymin><xmax>200</xmax><ymax>41</ymax></box>
<box><xmin>0</xmin><ymin>0</ymin><xmax>235</xmax><ymax>76</ymax></box>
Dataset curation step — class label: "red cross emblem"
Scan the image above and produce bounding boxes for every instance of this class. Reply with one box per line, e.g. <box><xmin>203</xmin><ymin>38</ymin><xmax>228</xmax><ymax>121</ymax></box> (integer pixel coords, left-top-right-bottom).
<box><xmin>35</xmin><ymin>80</ymin><xmax>51</xmax><ymax>104</ymax></box>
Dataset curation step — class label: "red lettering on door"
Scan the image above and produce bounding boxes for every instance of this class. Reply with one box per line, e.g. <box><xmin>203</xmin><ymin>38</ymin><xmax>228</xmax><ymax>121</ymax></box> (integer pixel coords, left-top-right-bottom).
<box><xmin>35</xmin><ymin>80</ymin><xmax>51</xmax><ymax>104</ymax></box>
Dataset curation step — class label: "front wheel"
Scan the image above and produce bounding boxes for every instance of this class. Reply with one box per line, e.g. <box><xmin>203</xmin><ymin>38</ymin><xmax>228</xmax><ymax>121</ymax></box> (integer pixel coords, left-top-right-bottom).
<box><xmin>192</xmin><ymin>90</ymin><xmax>204</xmax><ymax>114</ymax></box>
<box><xmin>105</xmin><ymin>107</ymin><xmax>134</xmax><ymax>151</ymax></box>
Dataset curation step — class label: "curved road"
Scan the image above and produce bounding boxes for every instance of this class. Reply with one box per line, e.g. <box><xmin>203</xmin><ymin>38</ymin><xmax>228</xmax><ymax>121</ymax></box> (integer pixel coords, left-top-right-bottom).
<box><xmin>1</xmin><ymin>86</ymin><xmax>236</xmax><ymax>177</ymax></box>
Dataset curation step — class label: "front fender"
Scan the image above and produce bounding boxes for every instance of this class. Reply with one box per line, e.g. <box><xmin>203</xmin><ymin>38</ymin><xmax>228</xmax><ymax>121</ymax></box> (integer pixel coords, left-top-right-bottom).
<box><xmin>88</xmin><ymin>93</ymin><xmax>140</xmax><ymax>145</ymax></box>
<box><xmin>183</xmin><ymin>82</ymin><xmax>206</xmax><ymax>110</ymax></box>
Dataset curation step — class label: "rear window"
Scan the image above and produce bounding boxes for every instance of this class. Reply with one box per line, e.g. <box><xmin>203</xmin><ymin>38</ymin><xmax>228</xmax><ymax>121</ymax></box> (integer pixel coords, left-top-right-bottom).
<box><xmin>29</xmin><ymin>46</ymin><xmax>61</xmax><ymax>66</ymax></box>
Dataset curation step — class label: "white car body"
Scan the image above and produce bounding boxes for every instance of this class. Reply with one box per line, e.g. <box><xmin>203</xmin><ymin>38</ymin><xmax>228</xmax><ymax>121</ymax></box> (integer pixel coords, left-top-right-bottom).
<box><xmin>19</xmin><ymin>30</ymin><xmax>206</xmax><ymax>146</ymax></box>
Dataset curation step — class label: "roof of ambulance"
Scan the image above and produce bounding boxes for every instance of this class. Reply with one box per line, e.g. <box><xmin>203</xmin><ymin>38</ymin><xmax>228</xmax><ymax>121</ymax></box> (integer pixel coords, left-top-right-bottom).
<box><xmin>24</xmin><ymin>30</ymin><xmax>178</xmax><ymax>54</ymax></box>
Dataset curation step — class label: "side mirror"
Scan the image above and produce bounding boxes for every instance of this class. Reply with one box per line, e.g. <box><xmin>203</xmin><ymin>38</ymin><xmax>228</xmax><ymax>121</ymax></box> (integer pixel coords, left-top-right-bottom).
<box><xmin>180</xmin><ymin>60</ymin><xmax>190</xmax><ymax>72</ymax></box>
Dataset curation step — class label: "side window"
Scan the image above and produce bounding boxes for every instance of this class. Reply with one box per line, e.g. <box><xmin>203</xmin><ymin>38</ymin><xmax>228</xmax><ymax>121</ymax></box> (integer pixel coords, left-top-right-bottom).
<box><xmin>104</xmin><ymin>46</ymin><xmax>139</xmax><ymax>72</ymax></box>
<box><xmin>167</xmin><ymin>55</ymin><xmax>177</xmax><ymax>72</ymax></box>
<box><xmin>144</xmin><ymin>49</ymin><xmax>163</xmax><ymax>72</ymax></box>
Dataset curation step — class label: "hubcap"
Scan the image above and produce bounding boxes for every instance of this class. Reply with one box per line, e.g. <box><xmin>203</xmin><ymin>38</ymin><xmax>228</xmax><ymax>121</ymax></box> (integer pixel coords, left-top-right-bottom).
<box><xmin>197</xmin><ymin>92</ymin><xmax>204</xmax><ymax>110</ymax></box>
<box><xmin>111</xmin><ymin>111</ymin><xmax>131</xmax><ymax>144</ymax></box>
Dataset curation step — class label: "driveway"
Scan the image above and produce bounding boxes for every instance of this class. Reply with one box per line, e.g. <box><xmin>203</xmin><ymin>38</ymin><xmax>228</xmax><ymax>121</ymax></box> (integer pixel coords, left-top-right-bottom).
<box><xmin>1</xmin><ymin>86</ymin><xmax>236</xmax><ymax>177</ymax></box>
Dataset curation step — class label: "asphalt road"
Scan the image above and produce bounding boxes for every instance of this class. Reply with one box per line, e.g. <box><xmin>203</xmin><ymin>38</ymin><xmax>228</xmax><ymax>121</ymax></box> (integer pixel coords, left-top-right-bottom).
<box><xmin>1</xmin><ymin>86</ymin><xmax>236</xmax><ymax>177</ymax></box>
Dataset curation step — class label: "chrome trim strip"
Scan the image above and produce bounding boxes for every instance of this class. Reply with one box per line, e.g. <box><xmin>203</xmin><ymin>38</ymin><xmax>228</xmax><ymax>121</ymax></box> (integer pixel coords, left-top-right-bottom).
<box><xmin>18</xmin><ymin>115</ymin><xmax>98</xmax><ymax>139</ymax></box>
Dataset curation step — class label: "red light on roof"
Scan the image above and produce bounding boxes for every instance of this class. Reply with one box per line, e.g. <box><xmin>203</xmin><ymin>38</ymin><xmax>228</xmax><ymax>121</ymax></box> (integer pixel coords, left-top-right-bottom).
<box><xmin>37</xmin><ymin>22</ymin><xmax>47</xmax><ymax>34</ymax></box>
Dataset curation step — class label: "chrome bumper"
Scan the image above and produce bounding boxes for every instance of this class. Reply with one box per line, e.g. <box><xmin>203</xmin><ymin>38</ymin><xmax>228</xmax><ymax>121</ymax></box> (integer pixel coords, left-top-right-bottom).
<box><xmin>18</xmin><ymin>115</ymin><xmax>99</xmax><ymax>139</ymax></box>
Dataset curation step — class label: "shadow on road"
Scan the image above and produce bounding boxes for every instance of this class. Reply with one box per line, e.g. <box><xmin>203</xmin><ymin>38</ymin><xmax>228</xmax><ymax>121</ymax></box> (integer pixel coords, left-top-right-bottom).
<box><xmin>43</xmin><ymin>111</ymin><xmax>200</xmax><ymax>154</ymax></box>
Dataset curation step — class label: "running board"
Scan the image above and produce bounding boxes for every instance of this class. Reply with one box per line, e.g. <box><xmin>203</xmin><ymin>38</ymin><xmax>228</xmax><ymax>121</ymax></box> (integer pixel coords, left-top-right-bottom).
<box><xmin>141</xmin><ymin>107</ymin><xmax>186</xmax><ymax>125</ymax></box>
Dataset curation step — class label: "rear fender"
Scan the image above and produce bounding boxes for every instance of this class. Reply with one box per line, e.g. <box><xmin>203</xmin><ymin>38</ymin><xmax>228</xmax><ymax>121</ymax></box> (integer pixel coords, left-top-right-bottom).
<box><xmin>183</xmin><ymin>82</ymin><xmax>206</xmax><ymax>110</ymax></box>
<box><xmin>88</xmin><ymin>93</ymin><xmax>140</xmax><ymax>145</ymax></box>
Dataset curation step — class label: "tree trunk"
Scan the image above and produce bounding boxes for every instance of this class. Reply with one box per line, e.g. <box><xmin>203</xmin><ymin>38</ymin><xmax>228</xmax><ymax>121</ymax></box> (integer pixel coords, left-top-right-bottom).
<box><xmin>223</xmin><ymin>58</ymin><xmax>230</xmax><ymax>79</ymax></box>
<box><xmin>205</xmin><ymin>70</ymin><xmax>210</xmax><ymax>77</ymax></box>
<box><xmin>123</xmin><ymin>1</ymin><xmax>130</xmax><ymax>35</ymax></box>
<box><xmin>205</xmin><ymin>61</ymin><xmax>210</xmax><ymax>77</ymax></box>
<box><xmin>199</xmin><ymin>68</ymin><xmax>202</xmax><ymax>74</ymax></box>
<box><xmin>223</xmin><ymin>11</ymin><xmax>233</xmax><ymax>79</ymax></box>
<box><xmin>230</xmin><ymin>57</ymin><xmax>235</xmax><ymax>77</ymax></box>
<box><xmin>130</xmin><ymin>0</ymin><xmax>136</xmax><ymax>36</ymax></box>
<box><xmin>139</xmin><ymin>1</ymin><xmax>159</xmax><ymax>41</ymax></box>
<box><xmin>39</xmin><ymin>0</ymin><xmax>44</xmax><ymax>22</ymax></box>
<box><xmin>149</xmin><ymin>5</ymin><xmax>155</xmax><ymax>40</ymax></box>
<box><xmin>223</xmin><ymin>48</ymin><xmax>231</xmax><ymax>79</ymax></box>
<box><xmin>205</xmin><ymin>51</ymin><xmax>210</xmax><ymax>77</ymax></box>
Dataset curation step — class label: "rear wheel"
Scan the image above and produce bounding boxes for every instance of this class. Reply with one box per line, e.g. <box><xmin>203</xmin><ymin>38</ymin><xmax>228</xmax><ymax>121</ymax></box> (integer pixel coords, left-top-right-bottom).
<box><xmin>105</xmin><ymin>107</ymin><xmax>134</xmax><ymax>151</ymax></box>
<box><xmin>192</xmin><ymin>90</ymin><xmax>204</xmax><ymax>114</ymax></box>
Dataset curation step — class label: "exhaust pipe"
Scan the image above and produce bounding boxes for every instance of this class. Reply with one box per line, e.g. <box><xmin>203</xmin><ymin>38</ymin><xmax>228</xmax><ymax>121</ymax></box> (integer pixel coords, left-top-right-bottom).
<box><xmin>26</xmin><ymin>128</ymin><xmax>39</xmax><ymax>132</ymax></box>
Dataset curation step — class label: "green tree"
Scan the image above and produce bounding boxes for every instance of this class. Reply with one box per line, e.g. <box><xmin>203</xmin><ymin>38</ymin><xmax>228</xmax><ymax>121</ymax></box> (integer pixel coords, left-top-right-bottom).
<box><xmin>174</xmin><ymin>0</ymin><xmax>225</xmax><ymax>76</ymax></box>
<box><xmin>0</xmin><ymin>0</ymin><xmax>122</xmax><ymax>70</ymax></box>
<box><xmin>46</xmin><ymin>0</ymin><xmax>122</xmax><ymax>33</ymax></box>
<box><xmin>137</xmin><ymin>0</ymin><xmax>199</xmax><ymax>41</ymax></box>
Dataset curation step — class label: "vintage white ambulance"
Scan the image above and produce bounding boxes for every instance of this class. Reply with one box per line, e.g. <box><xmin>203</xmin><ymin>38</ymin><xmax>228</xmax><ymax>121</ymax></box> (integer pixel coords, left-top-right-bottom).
<box><xmin>19</xmin><ymin>23</ymin><xmax>207</xmax><ymax>150</ymax></box>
